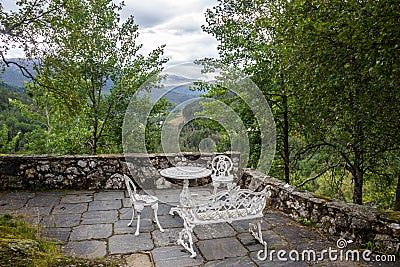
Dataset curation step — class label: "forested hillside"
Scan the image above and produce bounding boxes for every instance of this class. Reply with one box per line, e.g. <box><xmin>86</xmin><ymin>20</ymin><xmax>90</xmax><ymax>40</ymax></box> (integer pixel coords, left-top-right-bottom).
<box><xmin>0</xmin><ymin>83</ymin><xmax>42</xmax><ymax>153</ymax></box>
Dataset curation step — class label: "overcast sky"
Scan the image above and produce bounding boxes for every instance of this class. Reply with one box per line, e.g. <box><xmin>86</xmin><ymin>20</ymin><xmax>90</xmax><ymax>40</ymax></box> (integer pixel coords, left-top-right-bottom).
<box><xmin>2</xmin><ymin>0</ymin><xmax>220</xmax><ymax>66</ymax></box>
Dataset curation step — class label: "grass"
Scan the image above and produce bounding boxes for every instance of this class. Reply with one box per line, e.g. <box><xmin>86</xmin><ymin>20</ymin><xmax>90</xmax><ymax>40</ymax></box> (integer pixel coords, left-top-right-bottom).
<box><xmin>0</xmin><ymin>214</ymin><xmax>121</xmax><ymax>267</ymax></box>
<box><xmin>362</xmin><ymin>240</ymin><xmax>377</xmax><ymax>251</ymax></box>
<box><xmin>298</xmin><ymin>216</ymin><xmax>317</xmax><ymax>227</ymax></box>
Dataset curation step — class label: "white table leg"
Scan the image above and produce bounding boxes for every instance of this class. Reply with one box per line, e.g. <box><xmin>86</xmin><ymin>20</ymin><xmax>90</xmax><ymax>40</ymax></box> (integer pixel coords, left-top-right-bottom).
<box><xmin>180</xmin><ymin>179</ymin><xmax>192</xmax><ymax>206</ymax></box>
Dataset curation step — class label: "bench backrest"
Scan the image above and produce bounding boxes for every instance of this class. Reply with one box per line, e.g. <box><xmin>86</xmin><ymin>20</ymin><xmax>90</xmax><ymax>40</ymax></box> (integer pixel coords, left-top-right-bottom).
<box><xmin>190</xmin><ymin>186</ymin><xmax>271</xmax><ymax>223</ymax></box>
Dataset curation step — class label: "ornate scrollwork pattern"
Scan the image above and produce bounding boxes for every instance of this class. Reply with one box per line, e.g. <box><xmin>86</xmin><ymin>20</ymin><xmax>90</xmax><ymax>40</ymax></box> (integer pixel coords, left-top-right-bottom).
<box><xmin>190</xmin><ymin>186</ymin><xmax>269</xmax><ymax>223</ymax></box>
<box><xmin>177</xmin><ymin>220</ymin><xmax>196</xmax><ymax>258</ymax></box>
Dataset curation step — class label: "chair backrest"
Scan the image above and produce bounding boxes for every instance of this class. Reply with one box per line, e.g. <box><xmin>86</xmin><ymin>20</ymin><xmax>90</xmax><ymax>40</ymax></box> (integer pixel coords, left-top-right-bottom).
<box><xmin>124</xmin><ymin>174</ymin><xmax>138</xmax><ymax>202</ymax></box>
<box><xmin>211</xmin><ymin>155</ymin><xmax>233</xmax><ymax>177</ymax></box>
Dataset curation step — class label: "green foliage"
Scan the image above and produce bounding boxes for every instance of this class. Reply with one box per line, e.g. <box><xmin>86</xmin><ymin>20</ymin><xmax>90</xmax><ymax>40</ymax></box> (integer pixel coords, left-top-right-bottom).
<box><xmin>0</xmin><ymin>214</ymin><xmax>38</xmax><ymax>240</ymax></box>
<box><xmin>2</xmin><ymin>0</ymin><xmax>167</xmax><ymax>155</ymax></box>
<box><xmin>0</xmin><ymin>124</ymin><xmax>20</xmax><ymax>153</ymax></box>
<box><xmin>0</xmin><ymin>213</ymin><xmax>58</xmax><ymax>267</ymax></box>
<box><xmin>0</xmin><ymin>214</ymin><xmax>121</xmax><ymax>266</ymax></box>
<box><xmin>202</xmin><ymin>0</ymin><xmax>299</xmax><ymax>181</ymax></box>
<box><xmin>145</xmin><ymin>97</ymin><xmax>173</xmax><ymax>153</ymax></box>
<box><xmin>362</xmin><ymin>240</ymin><xmax>377</xmax><ymax>252</ymax></box>
<box><xmin>191</xmin><ymin>80</ymin><xmax>262</xmax><ymax>168</ymax></box>
<box><xmin>203</xmin><ymin>0</ymin><xmax>400</xmax><ymax>208</ymax></box>
<box><xmin>286</xmin><ymin>0</ymin><xmax>400</xmax><ymax>204</ymax></box>
<box><xmin>362</xmin><ymin>152</ymin><xmax>400</xmax><ymax>210</ymax></box>
<box><xmin>0</xmin><ymin>85</ymin><xmax>45</xmax><ymax>153</ymax></box>
<box><xmin>0</xmin><ymin>82</ymin><xmax>26</xmax><ymax>94</ymax></box>
<box><xmin>178</xmin><ymin>118</ymin><xmax>226</xmax><ymax>153</ymax></box>
<box><xmin>298</xmin><ymin>217</ymin><xmax>316</xmax><ymax>227</ymax></box>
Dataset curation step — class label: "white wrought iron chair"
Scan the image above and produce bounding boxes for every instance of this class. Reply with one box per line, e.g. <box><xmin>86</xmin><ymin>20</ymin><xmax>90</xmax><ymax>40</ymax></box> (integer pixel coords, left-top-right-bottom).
<box><xmin>124</xmin><ymin>174</ymin><xmax>164</xmax><ymax>235</ymax></box>
<box><xmin>211</xmin><ymin>155</ymin><xmax>234</xmax><ymax>194</ymax></box>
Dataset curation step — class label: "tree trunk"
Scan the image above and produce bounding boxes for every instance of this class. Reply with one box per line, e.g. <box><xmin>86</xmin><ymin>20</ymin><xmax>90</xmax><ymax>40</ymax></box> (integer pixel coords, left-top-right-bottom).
<box><xmin>352</xmin><ymin>168</ymin><xmax>363</xmax><ymax>204</ymax></box>
<box><xmin>352</xmin><ymin>148</ymin><xmax>363</xmax><ymax>204</ymax></box>
<box><xmin>279</xmin><ymin>69</ymin><xmax>290</xmax><ymax>184</ymax></box>
<box><xmin>394</xmin><ymin>174</ymin><xmax>400</xmax><ymax>211</ymax></box>
<box><xmin>92</xmin><ymin>136</ymin><xmax>97</xmax><ymax>155</ymax></box>
<box><xmin>283</xmin><ymin>94</ymin><xmax>290</xmax><ymax>184</ymax></box>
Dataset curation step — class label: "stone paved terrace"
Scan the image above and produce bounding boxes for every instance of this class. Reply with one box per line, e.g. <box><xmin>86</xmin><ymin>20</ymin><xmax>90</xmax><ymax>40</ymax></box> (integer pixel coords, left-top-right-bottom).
<box><xmin>0</xmin><ymin>190</ymin><xmax>397</xmax><ymax>266</ymax></box>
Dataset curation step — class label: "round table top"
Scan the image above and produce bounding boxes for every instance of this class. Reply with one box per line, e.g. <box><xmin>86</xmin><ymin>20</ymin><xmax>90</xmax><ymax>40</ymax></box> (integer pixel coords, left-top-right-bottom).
<box><xmin>159</xmin><ymin>166</ymin><xmax>212</xmax><ymax>180</ymax></box>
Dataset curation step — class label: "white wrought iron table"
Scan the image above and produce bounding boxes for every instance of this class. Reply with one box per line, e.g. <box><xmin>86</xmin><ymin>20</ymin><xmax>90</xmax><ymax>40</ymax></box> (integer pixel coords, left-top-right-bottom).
<box><xmin>159</xmin><ymin>166</ymin><xmax>212</xmax><ymax>208</ymax></box>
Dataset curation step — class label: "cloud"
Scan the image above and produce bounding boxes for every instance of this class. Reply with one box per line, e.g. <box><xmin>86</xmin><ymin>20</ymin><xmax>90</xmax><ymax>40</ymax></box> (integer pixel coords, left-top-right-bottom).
<box><xmin>157</xmin><ymin>13</ymin><xmax>205</xmax><ymax>35</ymax></box>
<box><xmin>120</xmin><ymin>0</ymin><xmax>176</xmax><ymax>28</ymax></box>
<box><xmin>137</xmin><ymin>21</ymin><xmax>219</xmax><ymax>65</ymax></box>
<box><xmin>120</xmin><ymin>0</ymin><xmax>217</xmax><ymax>29</ymax></box>
<box><xmin>131</xmin><ymin>0</ymin><xmax>220</xmax><ymax>65</ymax></box>
<box><xmin>2</xmin><ymin>0</ymin><xmax>220</xmax><ymax>65</ymax></box>
<box><xmin>1</xmin><ymin>0</ymin><xmax>18</xmax><ymax>10</ymax></box>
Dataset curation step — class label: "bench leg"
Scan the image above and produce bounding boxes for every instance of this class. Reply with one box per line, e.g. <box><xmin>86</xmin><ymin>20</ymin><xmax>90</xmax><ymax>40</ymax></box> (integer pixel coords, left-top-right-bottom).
<box><xmin>169</xmin><ymin>207</ymin><xmax>196</xmax><ymax>257</ymax></box>
<box><xmin>178</xmin><ymin>220</ymin><xmax>196</xmax><ymax>258</ymax></box>
<box><xmin>249</xmin><ymin>220</ymin><xmax>266</xmax><ymax>245</ymax></box>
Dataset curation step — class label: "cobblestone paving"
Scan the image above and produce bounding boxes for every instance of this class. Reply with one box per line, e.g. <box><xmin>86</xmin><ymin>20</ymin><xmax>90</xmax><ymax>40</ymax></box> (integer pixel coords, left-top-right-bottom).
<box><xmin>0</xmin><ymin>190</ymin><xmax>397</xmax><ymax>266</ymax></box>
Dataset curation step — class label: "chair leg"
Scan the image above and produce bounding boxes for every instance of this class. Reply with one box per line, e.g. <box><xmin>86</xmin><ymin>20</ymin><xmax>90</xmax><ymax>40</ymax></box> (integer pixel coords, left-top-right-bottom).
<box><xmin>127</xmin><ymin>206</ymin><xmax>135</xmax><ymax>227</ymax></box>
<box><xmin>135</xmin><ymin>213</ymin><xmax>141</xmax><ymax>236</ymax></box>
<box><xmin>152</xmin><ymin>203</ymin><xmax>164</xmax><ymax>232</ymax></box>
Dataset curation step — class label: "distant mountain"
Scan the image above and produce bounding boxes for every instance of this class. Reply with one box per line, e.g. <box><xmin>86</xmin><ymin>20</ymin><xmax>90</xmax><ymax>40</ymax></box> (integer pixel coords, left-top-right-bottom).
<box><xmin>167</xmin><ymin>84</ymin><xmax>201</xmax><ymax>96</ymax></box>
<box><xmin>0</xmin><ymin>60</ymin><xmax>208</xmax><ymax>104</ymax></box>
<box><xmin>162</xmin><ymin>74</ymin><xmax>208</xmax><ymax>105</ymax></box>
<box><xmin>0</xmin><ymin>58</ymin><xmax>34</xmax><ymax>88</ymax></box>
<box><xmin>164</xmin><ymin>84</ymin><xmax>203</xmax><ymax>105</ymax></box>
<box><xmin>164</xmin><ymin>91</ymin><xmax>196</xmax><ymax>105</ymax></box>
<box><xmin>0</xmin><ymin>81</ymin><xmax>25</xmax><ymax>93</ymax></box>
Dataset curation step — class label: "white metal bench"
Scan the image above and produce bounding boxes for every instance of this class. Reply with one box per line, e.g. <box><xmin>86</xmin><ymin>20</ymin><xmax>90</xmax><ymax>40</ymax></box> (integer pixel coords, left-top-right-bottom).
<box><xmin>170</xmin><ymin>185</ymin><xmax>271</xmax><ymax>258</ymax></box>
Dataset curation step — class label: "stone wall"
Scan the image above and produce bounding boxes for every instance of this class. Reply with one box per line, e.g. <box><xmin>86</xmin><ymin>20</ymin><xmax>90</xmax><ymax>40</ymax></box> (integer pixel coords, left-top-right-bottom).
<box><xmin>0</xmin><ymin>152</ymin><xmax>242</xmax><ymax>190</ymax></box>
<box><xmin>242</xmin><ymin>168</ymin><xmax>400</xmax><ymax>255</ymax></box>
